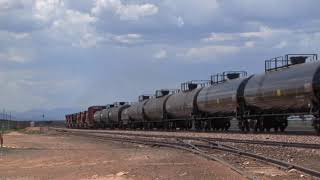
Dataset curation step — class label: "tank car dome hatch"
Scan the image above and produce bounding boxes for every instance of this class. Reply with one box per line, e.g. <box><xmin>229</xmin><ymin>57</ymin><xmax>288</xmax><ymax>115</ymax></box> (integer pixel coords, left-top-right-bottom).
<box><xmin>226</xmin><ymin>73</ymin><xmax>240</xmax><ymax>80</ymax></box>
<box><xmin>155</xmin><ymin>89</ymin><xmax>178</xmax><ymax>98</ymax></box>
<box><xmin>290</xmin><ymin>56</ymin><xmax>307</xmax><ymax>65</ymax></box>
<box><xmin>113</xmin><ymin>102</ymin><xmax>128</xmax><ymax>106</ymax></box>
<box><xmin>138</xmin><ymin>95</ymin><xmax>151</xmax><ymax>102</ymax></box>
<box><xmin>188</xmin><ymin>83</ymin><xmax>198</xmax><ymax>90</ymax></box>
<box><xmin>265</xmin><ymin>54</ymin><xmax>318</xmax><ymax>72</ymax></box>
<box><xmin>157</xmin><ymin>89</ymin><xmax>170</xmax><ymax>97</ymax></box>
<box><xmin>211</xmin><ymin>71</ymin><xmax>247</xmax><ymax>84</ymax></box>
<box><xmin>181</xmin><ymin>80</ymin><xmax>211</xmax><ymax>92</ymax></box>
<box><xmin>106</xmin><ymin>104</ymin><xmax>114</xmax><ymax>108</ymax></box>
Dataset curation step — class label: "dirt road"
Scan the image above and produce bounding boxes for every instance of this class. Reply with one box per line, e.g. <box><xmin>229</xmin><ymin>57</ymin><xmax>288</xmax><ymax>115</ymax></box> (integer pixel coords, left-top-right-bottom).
<box><xmin>0</xmin><ymin>130</ymin><xmax>244</xmax><ymax>180</ymax></box>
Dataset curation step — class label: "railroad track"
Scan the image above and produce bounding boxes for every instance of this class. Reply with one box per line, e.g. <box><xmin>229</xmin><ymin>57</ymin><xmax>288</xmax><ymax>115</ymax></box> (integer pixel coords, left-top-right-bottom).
<box><xmin>54</xmin><ymin>128</ymin><xmax>320</xmax><ymax>178</ymax></box>
<box><xmin>53</xmin><ymin>128</ymin><xmax>320</xmax><ymax>149</ymax></box>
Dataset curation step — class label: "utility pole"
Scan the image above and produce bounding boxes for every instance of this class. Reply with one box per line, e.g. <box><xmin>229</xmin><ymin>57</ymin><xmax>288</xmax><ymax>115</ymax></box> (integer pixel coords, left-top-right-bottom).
<box><xmin>1</xmin><ymin>109</ymin><xmax>4</xmax><ymax>133</ymax></box>
<box><xmin>1</xmin><ymin>109</ymin><xmax>4</xmax><ymax>148</ymax></box>
<box><xmin>8</xmin><ymin>112</ymin><xmax>11</xmax><ymax>130</ymax></box>
<box><xmin>7</xmin><ymin>111</ymin><xmax>9</xmax><ymax>131</ymax></box>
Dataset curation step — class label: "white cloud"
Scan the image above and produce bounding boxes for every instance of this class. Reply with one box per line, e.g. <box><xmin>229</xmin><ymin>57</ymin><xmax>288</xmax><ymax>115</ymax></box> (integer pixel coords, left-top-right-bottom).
<box><xmin>33</xmin><ymin>0</ymin><xmax>65</xmax><ymax>22</ymax></box>
<box><xmin>203</xmin><ymin>26</ymin><xmax>291</xmax><ymax>43</ymax></box>
<box><xmin>185</xmin><ymin>45</ymin><xmax>240</xmax><ymax>58</ymax></box>
<box><xmin>0</xmin><ymin>0</ymin><xmax>26</xmax><ymax>11</ymax></box>
<box><xmin>240</xmin><ymin>26</ymin><xmax>275</xmax><ymax>38</ymax></box>
<box><xmin>244</xmin><ymin>41</ymin><xmax>255</xmax><ymax>48</ymax></box>
<box><xmin>0</xmin><ymin>49</ymin><xmax>32</xmax><ymax>63</ymax></box>
<box><xmin>176</xmin><ymin>16</ymin><xmax>184</xmax><ymax>27</ymax></box>
<box><xmin>0</xmin><ymin>30</ymin><xmax>31</xmax><ymax>40</ymax></box>
<box><xmin>274</xmin><ymin>41</ymin><xmax>287</xmax><ymax>49</ymax></box>
<box><xmin>154</xmin><ymin>49</ymin><xmax>167</xmax><ymax>59</ymax></box>
<box><xmin>92</xmin><ymin>0</ymin><xmax>158</xmax><ymax>21</ymax></box>
<box><xmin>49</xmin><ymin>9</ymin><xmax>101</xmax><ymax>48</ymax></box>
<box><xmin>113</xmin><ymin>33</ymin><xmax>142</xmax><ymax>44</ymax></box>
<box><xmin>202</xmin><ymin>32</ymin><xmax>235</xmax><ymax>42</ymax></box>
<box><xmin>0</xmin><ymin>69</ymin><xmax>81</xmax><ymax>111</ymax></box>
<box><xmin>163</xmin><ymin>0</ymin><xmax>219</xmax><ymax>25</ymax></box>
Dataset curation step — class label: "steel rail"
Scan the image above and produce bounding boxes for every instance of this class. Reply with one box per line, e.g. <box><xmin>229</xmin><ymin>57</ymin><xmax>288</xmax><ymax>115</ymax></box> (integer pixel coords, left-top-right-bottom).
<box><xmin>53</xmin><ymin>128</ymin><xmax>320</xmax><ymax>149</ymax></box>
<box><xmin>60</xmin><ymin>130</ymin><xmax>320</xmax><ymax>178</ymax></box>
<box><xmin>63</xmin><ymin>131</ymin><xmax>249</xmax><ymax>178</ymax></box>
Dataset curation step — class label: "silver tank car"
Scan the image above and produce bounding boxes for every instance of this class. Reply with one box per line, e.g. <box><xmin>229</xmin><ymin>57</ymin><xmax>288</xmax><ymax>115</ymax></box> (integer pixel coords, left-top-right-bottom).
<box><xmin>121</xmin><ymin>107</ymin><xmax>130</xmax><ymax>125</ymax></box>
<box><xmin>244</xmin><ymin>57</ymin><xmax>320</xmax><ymax>112</ymax></box>
<box><xmin>126</xmin><ymin>95</ymin><xmax>150</xmax><ymax>122</ymax></box>
<box><xmin>93</xmin><ymin>111</ymin><xmax>102</xmax><ymax>123</ymax></box>
<box><xmin>166</xmin><ymin>82</ymin><xmax>207</xmax><ymax>119</ymax></box>
<box><xmin>197</xmin><ymin>73</ymin><xmax>249</xmax><ymax>115</ymax></box>
<box><xmin>144</xmin><ymin>90</ymin><xmax>173</xmax><ymax>121</ymax></box>
<box><xmin>100</xmin><ymin>109</ymin><xmax>110</xmax><ymax>123</ymax></box>
<box><xmin>108</xmin><ymin>102</ymin><xmax>130</xmax><ymax>123</ymax></box>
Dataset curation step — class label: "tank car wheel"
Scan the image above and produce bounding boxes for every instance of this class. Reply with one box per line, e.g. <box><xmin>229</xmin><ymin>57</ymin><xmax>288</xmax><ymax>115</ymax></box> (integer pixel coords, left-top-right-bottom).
<box><xmin>313</xmin><ymin>118</ymin><xmax>320</xmax><ymax>135</ymax></box>
<box><xmin>224</xmin><ymin>121</ymin><xmax>231</xmax><ymax>131</ymax></box>
<box><xmin>244</xmin><ymin>120</ymin><xmax>250</xmax><ymax>132</ymax></box>
<box><xmin>238</xmin><ymin>121</ymin><xmax>245</xmax><ymax>131</ymax></box>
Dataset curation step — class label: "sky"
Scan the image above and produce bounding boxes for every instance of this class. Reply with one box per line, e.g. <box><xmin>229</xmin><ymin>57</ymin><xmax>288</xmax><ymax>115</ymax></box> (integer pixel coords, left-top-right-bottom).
<box><xmin>1</xmin><ymin>0</ymin><xmax>320</xmax><ymax>117</ymax></box>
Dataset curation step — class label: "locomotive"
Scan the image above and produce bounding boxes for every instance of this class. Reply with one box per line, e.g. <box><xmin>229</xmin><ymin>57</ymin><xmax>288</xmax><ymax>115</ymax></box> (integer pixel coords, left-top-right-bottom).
<box><xmin>65</xmin><ymin>54</ymin><xmax>320</xmax><ymax>133</ymax></box>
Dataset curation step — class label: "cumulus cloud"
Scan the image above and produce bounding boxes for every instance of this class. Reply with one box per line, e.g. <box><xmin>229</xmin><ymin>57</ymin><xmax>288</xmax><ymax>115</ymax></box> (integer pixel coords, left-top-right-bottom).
<box><xmin>244</xmin><ymin>41</ymin><xmax>255</xmax><ymax>48</ymax></box>
<box><xmin>0</xmin><ymin>0</ymin><xmax>28</xmax><ymax>11</ymax></box>
<box><xmin>185</xmin><ymin>45</ymin><xmax>240</xmax><ymax>58</ymax></box>
<box><xmin>274</xmin><ymin>41</ymin><xmax>287</xmax><ymax>49</ymax></box>
<box><xmin>202</xmin><ymin>32</ymin><xmax>236</xmax><ymax>42</ymax></box>
<box><xmin>0</xmin><ymin>49</ymin><xmax>32</xmax><ymax>63</ymax></box>
<box><xmin>0</xmin><ymin>69</ymin><xmax>82</xmax><ymax>111</ymax></box>
<box><xmin>202</xmin><ymin>26</ymin><xmax>290</xmax><ymax>43</ymax></box>
<box><xmin>153</xmin><ymin>49</ymin><xmax>167</xmax><ymax>59</ymax></box>
<box><xmin>33</xmin><ymin>0</ymin><xmax>65</xmax><ymax>22</ymax></box>
<box><xmin>0</xmin><ymin>30</ymin><xmax>30</xmax><ymax>40</ymax></box>
<box><xmin>91</xmin><ymin>0</ymin><xmax>158</xmax><ymax>21</ymax></box>
<box><xmin>113</xmin><ymin>33</ymin><xmax>142</xmax><ymax>44</ymax></box>
<box><xmin>1</xmin><ymin>0</ymin><xmax>320</xmax><ymax>113</ymax></box>
<box><xmin>175</xmin><ymin>16</ymin><xmax>184</xmax><ymax>27</ymax></box>
<box><xmin>48</xmin><ymin>9</ymin><xmax>101</xmax><ymax>48</ymax></box>
<box><xmin>163</xmin><ymin>0</ymin><xmax>219</xmax><ymax>25</ymax></box>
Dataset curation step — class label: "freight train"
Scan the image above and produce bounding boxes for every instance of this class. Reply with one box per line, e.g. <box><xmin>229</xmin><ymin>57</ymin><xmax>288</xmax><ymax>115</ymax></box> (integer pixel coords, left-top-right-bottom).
<box><xmin>65</xmin><ymin>54</ymin><xmax>320</xmax><ymax>133</ymax></box>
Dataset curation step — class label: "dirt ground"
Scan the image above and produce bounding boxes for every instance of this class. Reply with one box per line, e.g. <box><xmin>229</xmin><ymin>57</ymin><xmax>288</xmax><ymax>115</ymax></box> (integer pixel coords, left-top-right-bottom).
<box><xmin>0</xmin><ymin>129</ymin><xmax>245</xmax><ymax>180</ymax></box>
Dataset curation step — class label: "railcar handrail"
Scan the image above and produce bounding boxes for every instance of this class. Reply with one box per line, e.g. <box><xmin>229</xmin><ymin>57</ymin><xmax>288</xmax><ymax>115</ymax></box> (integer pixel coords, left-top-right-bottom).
<box><xmin>154</xmin><ymin>89</ymin><xmax>180</xmax><ymax>98</ymax></box>
<box><xmin>265</xmin><ymin>54</ymin><xmax>318</xmax><ymax>72</ymax></box>
<box><xmin>180</xmin><ymin>80</ymin><xmax>211</xmax><ymax>91</ymax></box>
<box><xmin>210</xmin><ymin>71</ymin><xmax>247</xmax><ymax>84</ymax></box>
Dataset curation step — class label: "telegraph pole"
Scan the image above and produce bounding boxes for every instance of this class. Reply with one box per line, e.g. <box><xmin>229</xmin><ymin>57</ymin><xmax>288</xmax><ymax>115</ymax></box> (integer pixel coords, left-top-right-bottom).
<box><xmin>6</xmin><ymin>110</ymin><xmax>9</xmax><ymax>131</ymax></box>
<box><xmin>1</xmin><ymin>109</ymin><xmax>4</xmax><ymax>148</ymax></box>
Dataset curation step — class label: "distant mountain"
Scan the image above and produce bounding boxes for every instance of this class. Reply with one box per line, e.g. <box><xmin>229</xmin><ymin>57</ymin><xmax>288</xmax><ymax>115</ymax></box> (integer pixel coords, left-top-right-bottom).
<box><xmin>13</xmin><ymin>107</ymin><xmax>80</xmax><ymax>121</ymax></box>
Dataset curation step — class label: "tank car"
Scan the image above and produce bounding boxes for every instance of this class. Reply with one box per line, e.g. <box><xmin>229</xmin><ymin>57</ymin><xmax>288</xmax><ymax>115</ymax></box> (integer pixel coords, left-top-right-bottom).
<box><xmin>196</xmin><ymin>71</ymin><xmax>250</xmax><ymax>130</ymax></box>
<box><xmin>108</xmin><ymin>102</ymin><xmax>130</xmax><ymax>128</ymax></box>
<box><xmin>99</xmin><ymin>104</ymin><xmax>114</xmax><ymax>127</ymax></box>
<box><xmin>165</xmin><ymin>81</ymin><xmax>210</xmax><ymax>129</ymax></box>
<box><xmin>143</xmin><ymin>90</ymin><xmax>177</xmax><ymax>129</ymax></box>
<box><xmin>243</xmin><ymin>54</ymin><xmax>320</xmax><ymax>133</ymax></box>
<box><xmin>93</xmin><ymin>111</ymin><xmax>102</xmax><ymax>128</ymax></box>
<box><xmin>125</xmin><ymin>95</ymin><xmax>150</xmax><ymax>129</ymax></box>
<box><xmin>85</xmin><ymin>105</ymin><xmax>107</xmax><ymax>128</ymax></box>
<box><xmin>121</xmin><ymin>107</ymin><xmax>130</xmax><ymax>128</ymax></box>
